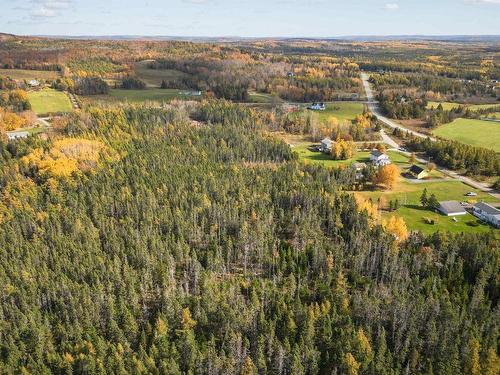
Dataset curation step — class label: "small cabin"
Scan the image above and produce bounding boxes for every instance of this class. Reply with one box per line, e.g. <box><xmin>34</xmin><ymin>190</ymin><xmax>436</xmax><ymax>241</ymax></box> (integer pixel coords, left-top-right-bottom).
<box><xmin>308</xmin><ymin>102</ymin><xmax>326</xmax><ymax>111</ymax></box>
<box><xmin>408</xmin><ymin>165</ymin><xmax>427</xmax><ymax>180</ymax></box>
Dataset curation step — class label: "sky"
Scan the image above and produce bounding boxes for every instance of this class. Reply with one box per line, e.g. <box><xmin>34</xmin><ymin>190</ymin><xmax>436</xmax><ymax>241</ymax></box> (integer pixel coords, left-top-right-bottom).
<box><xmin>1</xmin><ymin>0</ymin><xmax>499</xmax><ymax>37</ymax></box>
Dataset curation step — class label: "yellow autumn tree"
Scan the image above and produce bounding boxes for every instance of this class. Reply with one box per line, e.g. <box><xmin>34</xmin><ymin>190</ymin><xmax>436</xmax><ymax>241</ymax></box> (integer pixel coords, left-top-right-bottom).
<box><xmin>344</xmin><ymin>353</ymin><xmax>360</xmax><ymax>375</ymax></box>
<box><xmin>373</xmin><ymin>164</ymin><xmax>400</xmax><ymax>190</ymax></box>
<box><xmin>181</xmin><ymin>307</ymin><xmax>197</xmax><ymax>331</ymax></box>
<box><xmin>383</xmin><ymin>216</ymin><xmax>409</xmax><ymax>243</ymax></box>
<box><xmin>484</xmin><ymin>347</ymin><xmax>500</xmax><ymax>375</ymax></box>
<box><xmin>21</xmin><ymin>138</ymin><xmax>106</xmax><ymax>181</ymax></box>
<box><xmin>467</xmin><ymin>338</ymin><xmax>481</xmax><ymax>375</ymax></box>
<box><xmin>354</xmin><ymin>194</ymin><xmax>380</xmax><ymax>223</ymax></box>
<box><xmin>0</xmin><ymin>109</ymin><xmax>27</xmax><ymax>131</ymax></box>
<box><xmin>240</xmin><ymin>356</ymin><xmax>256</xmax><ymax>375</ymax></box>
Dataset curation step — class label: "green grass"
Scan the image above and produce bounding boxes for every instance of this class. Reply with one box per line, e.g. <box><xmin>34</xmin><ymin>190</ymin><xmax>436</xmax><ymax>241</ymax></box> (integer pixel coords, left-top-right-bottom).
<box><xmin>427</xmin><ymin>101</ymin><xmax>500</xmax><ymax>111</ymax></box>
<box><xmin>358</xmin><ymin>180</ymin><xmax>498</xmax><ymax>234</ymax></box>
<box><xmin>134</xmin><ymin>61</ymin><xmax>188</xmax><ymax>88</ymax></box>
<box><xmin>313</xmin><ymin>102</ymin><xmax>365</xmax><ymax>122</ymax></box>
<box><xmin>28</xmin><ymin>89</ymin><xmax>73</xmax><ymax>115</ymax></box>
<box><xmin>432</xmin><ymin>118</ymin><xmax>500</xmax><ymax>152</ymax></box>
<box><xmin>293</xmin><ymin>145</ymin><xmax>371</xmax><ymax>168</ymax></box>
<box><xmin>248</xmin><ymin>91</ymin><xmax>281</xmax><ymax>104</ymax></box>
<box><xmin>102</xmin><ymin>89</ymin><xmax>203</xmax><ymax>103</ymax></box>
<box><xmin>0</xmin><ymin>68</ymin><xmax>60</xmax><ymax>81</ymax></box>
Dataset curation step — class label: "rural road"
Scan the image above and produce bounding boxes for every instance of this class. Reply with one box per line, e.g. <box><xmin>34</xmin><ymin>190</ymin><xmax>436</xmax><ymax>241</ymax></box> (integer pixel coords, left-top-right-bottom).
<box><xmin>361</xmin><ymin>72</ymin><xmax>500</xmax><ymax>199</ymax></box>
<box><xmin>361</xmin><ymin>73</ymin><xmax>435</xmax><ymax>141</ymax></box>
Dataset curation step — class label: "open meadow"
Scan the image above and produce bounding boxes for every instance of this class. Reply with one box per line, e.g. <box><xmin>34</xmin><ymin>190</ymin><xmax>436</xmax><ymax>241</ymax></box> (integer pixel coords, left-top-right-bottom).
<box><xmin>432</xmin><ymin>118</ymin><xmax>500</xmax><ymax>152</ymax></box>
<box><xmin>427</xmin><ymin>101</ymin><xmax>500</xmax><ymax>111</ymax></box>
<box><xmin>28</xmin><ymin>89</ymin><xmax>73</xmax><ymax>115</ymax></box>
<box><xmin>0</xmin><ymin>68</ymin><xmax>60</xmax><ymax>81</ymax></box>
<box><xmin>357</xmin><ymin>179</ymin><xmax>498</xmax><ymax>234</ymax></box>
<box><xmin>82</xmin><ymin>88</ymin><xmax>203</xmax><ymax>104</ymax></box>
<box><xmin>313</xmin><ymin>102</ymin><xmax>366</xmax><ymax>122</ymax></box>
<box><xmin>134</xmin><ymin>61</ymin><xmax>188</xmax><ymax>88</ymax></box>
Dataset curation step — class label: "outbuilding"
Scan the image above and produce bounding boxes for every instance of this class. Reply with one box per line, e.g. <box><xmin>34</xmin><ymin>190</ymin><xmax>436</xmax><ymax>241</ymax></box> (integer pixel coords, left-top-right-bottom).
<box><xmin>437</xmin><ymin>201</ymin><xmax>467</xmax><ymax>216</ymax></box>
<box><xmin>408</xmin><ymin>165</ymin><xmax>427</xmax><ymax>180</ymax></box>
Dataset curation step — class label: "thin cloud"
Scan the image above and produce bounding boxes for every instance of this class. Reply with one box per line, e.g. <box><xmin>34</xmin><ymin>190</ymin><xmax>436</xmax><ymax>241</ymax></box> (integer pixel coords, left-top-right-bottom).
<box><xmin>30</xmin><ymin>0</ymin><xmax>72</xmax><ymax>18</ymax></box>
<box><xmin>465</xmin><ymin>0</ymin><xmax>500</xmax><ymax>3</ymax></box>
<box><xmin>384</xmin><ymin>3</ymin><xmax>399</xmax><ymax>10</ymax></box>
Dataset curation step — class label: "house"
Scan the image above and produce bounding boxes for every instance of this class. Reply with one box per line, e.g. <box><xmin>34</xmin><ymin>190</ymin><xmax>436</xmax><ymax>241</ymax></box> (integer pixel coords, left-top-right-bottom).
<box><xmin>437</xmin><ymin>201</ymin><xmax>467</xmax><ymax>216</ymax></box>
<box><xmin>320</xmin><ymin>137</ymin><xmax>333</xmax><ymax>152</ymax></box>
<box><xmin>370</xmin><ymin>150</ymin><xmax>391</xmax><ymax>167</ymax></box>
<box><xmin>287</xmin><ymin>72</ymin><xmax>295</xmax><ymax>78</ymax></box>
<box><xmin>408</xmin><ymin>165</ymin><xmax>427</xmax><ymax>180</ymax></box>
<box><xmin>28</xmin><ymin>79</ymin><xmax>40</xmax><ymax>87</ymax></box>
<box><xmin>352</xmin><ymin>162</ymin><xmax>367</xmax><ymax>180</ymax></box>
<box><xmin>472</xmin><ymin>202</ymin><xmax>500</xmax><ymax>228</ymax></box>
<box><xmin>7</xmin><ymin>131</ymin><xmax>29</xmax><ymax>140</ymax></box>
<box><xmin>308</xmin><ymin>102</ymin><xmax>326</xmax><ymax>111</ymax></box>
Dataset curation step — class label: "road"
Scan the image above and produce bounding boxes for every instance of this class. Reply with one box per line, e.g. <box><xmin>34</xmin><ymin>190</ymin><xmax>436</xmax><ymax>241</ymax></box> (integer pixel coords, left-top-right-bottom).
<box><xmin>361</xmin><ymin>73</ymin><xmax>435</xmax><ymax>141</ymax></box>
<box><xmin>361</xmin><ymin>72</ymin><xmax>500</xmax><ymax>199</ymax></box>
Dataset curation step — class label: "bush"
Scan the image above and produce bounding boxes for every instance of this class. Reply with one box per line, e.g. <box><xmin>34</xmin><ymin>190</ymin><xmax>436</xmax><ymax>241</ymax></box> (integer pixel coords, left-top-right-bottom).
<box><xmin>121</xmin><ymin>77</ymin><xmax>146</xmax><ymax>90</ymax></box>
<box><xmin>74</xmin><ymin>77</ymin><xmax>109</xmax><ymax>96</ymax></box>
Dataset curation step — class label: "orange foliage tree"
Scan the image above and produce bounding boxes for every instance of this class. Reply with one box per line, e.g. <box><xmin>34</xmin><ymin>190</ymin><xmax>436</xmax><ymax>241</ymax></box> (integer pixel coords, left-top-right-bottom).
<box><xmin>373</xmin><ymin>164</ymin><xmax>399</xmax><ymax>189</ymax></box>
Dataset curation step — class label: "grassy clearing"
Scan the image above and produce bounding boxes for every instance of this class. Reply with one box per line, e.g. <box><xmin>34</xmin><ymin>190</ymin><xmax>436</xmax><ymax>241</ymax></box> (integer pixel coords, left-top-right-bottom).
<box><xmin>0</xmin><ymin>68</ymin><xmax>60</xmax><ymax>81</ymax></box>
<box><xmin>248</xmin><ymin>91</ymin><xmax>281</xmax><ymax>104</ymax></box>
<box><xmin>82</xmin><ymin>89</ymin><xmax>203</xmax><ymax>104</ymax></box>
<box><xmin>357</xmin><ymin>180</ymin><xmax>498</xmax><ymax>234</ymax></box>
<box><xmin>134</xmin><ymin>61</ymin><xmax>187</xmax><ymax>87</ymax></box>
<box><xmin>432</xmin><ymin>118</ymin><xmax>500</xmax><ymax>152</ymax></box>
<box><xmin>110</xmin><ymin>89</ymin><xmax>202</xmax><ymax>102</ymax></box>
<box><xmin>427</xmin><ymin>101</ymin><xmax>499</xmax><ymax>111</ymax></box>
<box><xmin>28</xmin><ymin>89</ymin><xmax>73</xmax><ymax>115</ymax></box>
<box><xmin>313</xmin><ymin>102</ymin><xmax>365</xmax><ymax>122</ymax></box>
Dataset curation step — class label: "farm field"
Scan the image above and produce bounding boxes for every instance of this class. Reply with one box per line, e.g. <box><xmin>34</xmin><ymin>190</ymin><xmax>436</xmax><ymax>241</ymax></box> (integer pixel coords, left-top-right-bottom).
<box><xmin>432</xmin><ymin>118</ymin><xmax>500</xmax><ymax>152</ymax></box>
<box><xmin>134</xmin><ymin>61</ymin><xmax>188</xmax><ymax>87</ymax></box>
<box><xmin>28</xmin><ymin>89</ymin><xmax>73</xmax><ymax>115</ymax></box>
<box><xmin>0</xmin><ymin>68</ymin><xmax>60</xmax><ymax>81</ymax></box>
<box><xmin>357</xmin><ymin>180</ymin><xmax>499</xmax><ymax>234</ymax></box>
<box><xmin>294</xmin><ymin>144</ymin><xmax>443</xmax><ymax>178</ymax></box>
<box><xmin>427</xmin><ymin>101</ymin><xmax>500</xmax><ymax>111</ymax></box>
<box><xmin>248</xmin><ymin>91</ymin><xmax>282</xmax><ymax>104</ymax></box>
<box><xmin>313</xmin><ymin>102</ymin><xmax>365</xmax><ymax>122</ymax></box>
<box><xmin>84</xmin><ymin>89</ymin><xmax>204</xmax><ymax>104</ymax></box>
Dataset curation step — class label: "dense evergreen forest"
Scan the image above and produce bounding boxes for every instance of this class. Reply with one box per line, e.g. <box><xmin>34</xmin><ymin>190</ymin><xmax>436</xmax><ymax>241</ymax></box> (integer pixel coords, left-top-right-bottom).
<box><xmin>0</xmin><ymin>101</ymin><xmax>498</xmax><ymax>374</ymax></box>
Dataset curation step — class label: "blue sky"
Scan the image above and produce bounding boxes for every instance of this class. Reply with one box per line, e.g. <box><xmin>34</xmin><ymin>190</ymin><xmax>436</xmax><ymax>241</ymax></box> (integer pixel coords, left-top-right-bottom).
<box><xmin>1</xmin><ymin>0</ymin><xmax>499</xmax><ymax>37</ymax></box>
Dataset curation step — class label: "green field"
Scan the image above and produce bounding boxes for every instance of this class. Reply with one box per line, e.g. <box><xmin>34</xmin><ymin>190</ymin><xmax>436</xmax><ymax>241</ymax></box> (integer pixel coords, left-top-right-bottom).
<box><xmin>427</xmin><ymin>101</ymin><xmax>500</xmax><ymax>111</ymax></box>
<box><xmin>432</xmin><ymin>118</ymin><xmax>500</xmax><ymax>152</ymax></box>
<box><xmin>312</xmin><ymin>102</ymin><xmax>365</xmax><ymax>122</ymax></box>
<box><xmin>134</xmin><ymin>61</ymin><xmax>188</xmax><ymax>87</ymax></box>
<box><xmin>106</xmin><ymin>88</ymin><xmax>202</xmax><ymax>103</ymax></box>
<box><xmin>248</xmin><ymin>91</ymin><xmax>282</xmax><ymax>104</ymax></box>
<box><xmin>294</xmin><ymin>145</ymin><xmax>442</xmax><ymax>178</ymax></box>
<box><xmin>0</xmin><ymin>68</ymin><xmax>60</xmax><ymax>81</ymax></box>
<box><xmin>28</xmin><ymin>89</ymin><xmax>73</xmax><ymax>115</ymax></box>
<box><xmin>358</xmin><ymin>180</ymin><xmax>498</xmax><ymax>234</ymax></box>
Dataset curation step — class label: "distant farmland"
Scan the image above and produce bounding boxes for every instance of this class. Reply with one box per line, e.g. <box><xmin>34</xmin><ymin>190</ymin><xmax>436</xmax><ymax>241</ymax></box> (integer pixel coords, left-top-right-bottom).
<box><xmin>432</xmin><ymin>118</ymin><xmax>500</xmax><ymax>152</ymax></box>
<box><xmin>0</xmin><ymin>68</ymin><xmax>60</xmax><ymax>81</ymax></box>
<box><xmin>28</xmin><ymin>89</ymin><xmax>73</xmax><ymax>115</ymax></box>
<box><xmin>134</xmin><ymin>61</ymin><xmax>188</xmax><ymax>87</ymax></box>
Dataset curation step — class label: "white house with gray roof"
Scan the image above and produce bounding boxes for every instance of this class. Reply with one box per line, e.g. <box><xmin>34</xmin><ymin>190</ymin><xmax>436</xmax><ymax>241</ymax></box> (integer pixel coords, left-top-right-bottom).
<box><xmin>472</xmin><ymin>202</ymin><xmax>500</xmax><ymax>228</ymax></box>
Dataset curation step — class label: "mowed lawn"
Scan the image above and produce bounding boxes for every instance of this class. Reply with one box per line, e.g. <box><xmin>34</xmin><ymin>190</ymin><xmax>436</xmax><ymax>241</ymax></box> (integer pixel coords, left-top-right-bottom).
<box><xmin>314</xmin><ymin>102</ymin><xmax>365</xmax><ymax>122</ymax></box>
<box><xmin>432</xmin><ymin>118</ymin><xmax>500</xmax><ymax>152</ymax></box>
<box><xmin>108</xmin><ymin>89</ymin><xmax>203</xmax><ymax>103</ymax></box>
<box><xmin>427</xmin><ymin>101</ymin><xmax>499</xmax><ymax>111</ymax></box>
<box><xmin>357</xmin><ymin>180</ymin><xmax>498</xmax><ymax>234</ymax></box>
<box><xmin>28</xmin><ymin>89</ymin><xmax>73</xmax><ymax>115</ymax></box>
<box><xmin>0</xmin><ymin>68</ymin><xmax>60</xmax><ymax>81</ymax></box>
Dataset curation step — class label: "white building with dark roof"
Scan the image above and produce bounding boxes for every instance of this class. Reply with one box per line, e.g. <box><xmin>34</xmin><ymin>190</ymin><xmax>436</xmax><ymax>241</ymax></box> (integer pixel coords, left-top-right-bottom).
<box><xmin>472</xmin><ymin>202</ymin><xmax>500</xmax><ymax>228</ymax></box>
<box><xmin>370</xmin><ymin>150</ymin><xmax>391</xmax><ymax>167</ymax></box>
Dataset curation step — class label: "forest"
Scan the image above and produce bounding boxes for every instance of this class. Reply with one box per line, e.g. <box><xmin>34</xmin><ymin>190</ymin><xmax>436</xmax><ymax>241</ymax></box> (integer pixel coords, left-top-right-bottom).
<box><xmin>0</xmin><ymin>100</ymin><xmax>498</xmax><ymax>374</ymax></box>
<box><xmin>0</xmin><ymin>34</ymin><xmax>499</xmax><ymax>374</ymax></box>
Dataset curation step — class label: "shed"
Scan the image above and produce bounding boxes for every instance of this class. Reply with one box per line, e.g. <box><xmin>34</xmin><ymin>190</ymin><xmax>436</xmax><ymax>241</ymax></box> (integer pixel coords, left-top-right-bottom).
<box><xmin>437</xmin><ymin>201</ymin><xmax>467</xmax><ymax>216</ymax></box>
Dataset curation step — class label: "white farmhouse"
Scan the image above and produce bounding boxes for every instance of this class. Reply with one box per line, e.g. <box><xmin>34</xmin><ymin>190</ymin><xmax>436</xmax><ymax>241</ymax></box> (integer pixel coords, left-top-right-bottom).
<box><xmin>370</xmin><ymin>150</ymin><xmax>391</xmax><ymax>167</ymax></box>
<box><xmin>472</xmin><ymin>202</ymin><xmax>500</xmax><ymax>228</ymax></box>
